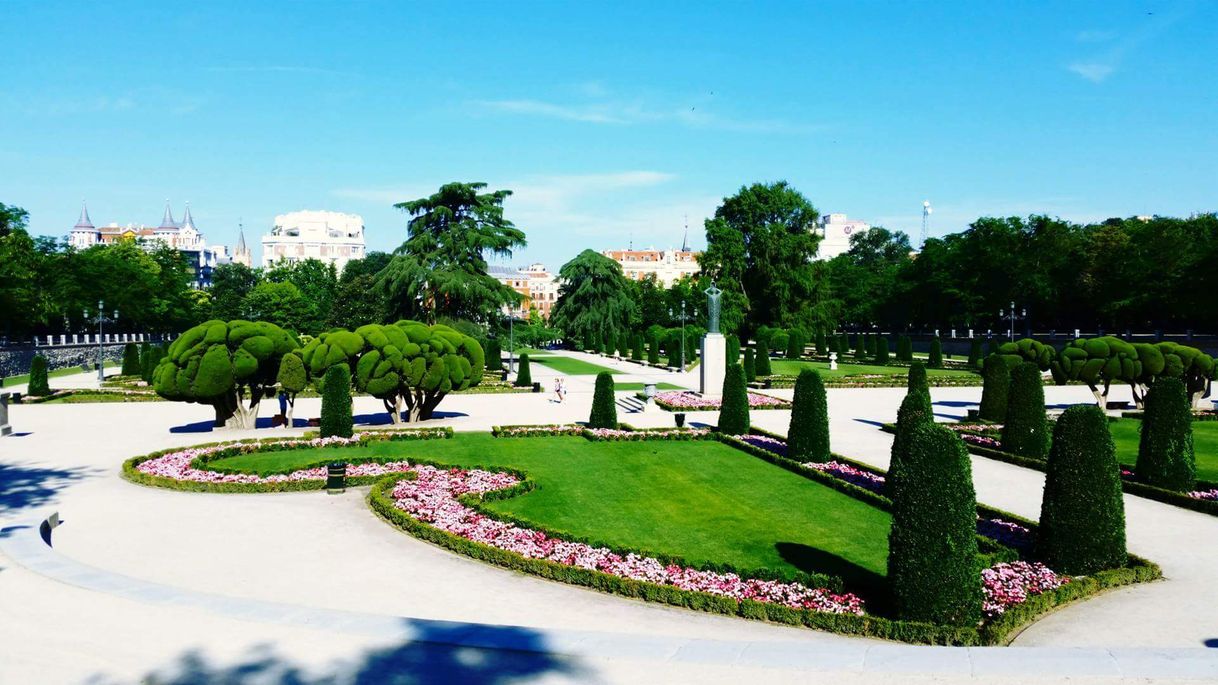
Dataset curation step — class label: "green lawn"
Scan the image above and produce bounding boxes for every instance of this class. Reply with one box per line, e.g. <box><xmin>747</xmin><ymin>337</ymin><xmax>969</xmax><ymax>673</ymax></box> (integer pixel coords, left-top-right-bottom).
<box><xmin>1</xmin><ymin>361</ymin><xmax>119</xmax><ymax>388</ymax></box>
<box><xmin>529</xmin><ymin>355</ymin><xmax>621</xmax><ymax>376</ymax></box>
<box><xmin>770</xmin><ymin>359</ymin><xmax>978</xmax><ymax>379</ymax></box>
<box><xmin>1110</xmin><ymin>419</ymin><xmax>1218</xmax><ymax>483</ymax></box>
<box><xmin>210</xmin><ymin>433</ymin><xmax>891</xmax><ymax>595</ymax></box>
<box><xmin>613</xmin><ymin>382</ymin><xmax>685</xmax><ymax>391</ymax></box>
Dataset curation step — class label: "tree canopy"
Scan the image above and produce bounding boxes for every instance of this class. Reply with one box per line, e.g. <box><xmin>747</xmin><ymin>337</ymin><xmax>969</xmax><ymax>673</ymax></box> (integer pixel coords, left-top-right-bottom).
<box><xmin>551</xmin><ymin>249</ymin><xmax>636</xmax><ymax>343</ymax></box>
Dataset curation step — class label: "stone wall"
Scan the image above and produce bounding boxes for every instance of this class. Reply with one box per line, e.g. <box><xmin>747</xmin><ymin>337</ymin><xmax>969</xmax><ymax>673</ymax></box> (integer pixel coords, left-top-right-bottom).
<box><xmin>0</xmin><ymin>343</ymin><xmax>133</xmax><ymax>379</ymax></box>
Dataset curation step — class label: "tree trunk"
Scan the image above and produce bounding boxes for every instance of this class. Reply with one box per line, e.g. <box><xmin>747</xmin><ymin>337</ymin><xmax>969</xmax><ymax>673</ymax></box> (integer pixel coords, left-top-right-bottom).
<box><xmin>382</xmin><ymin>396</ymin><xmax>404</xmax><ymax>425</ymax></box>
<box><xmin>1130</xmin><ymin>384</ymin><xmax>1145</xmax><ymax>410</ymax></box>
<box><xmin>1089</xmin><ymin>383</ymin><xmax>1106</xmax><ymax>408</ymax></box>
<box><xmin>285</xmin><ymin>394</ymin><xmax>296</xmax><ymax>427</ymax></box>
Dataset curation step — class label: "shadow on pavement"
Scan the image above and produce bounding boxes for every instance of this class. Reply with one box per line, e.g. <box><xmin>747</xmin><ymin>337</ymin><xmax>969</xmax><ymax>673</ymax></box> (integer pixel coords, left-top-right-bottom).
<box><xmin>933</xmin><ymin>400</ymin><xmax>976</xmax><ymax>408</ymax></box>
<box><xmin>0</xmin><ymin>462</ymin><xmax>95</xmax><ymax>515</ymax></box>
<box><xmin>103</xmin><ymin>622</ymin><xmax>587</xmax><ymax>684</ymax></box>
<box><xmin>850</xmin><ymin>418</ymin><xmax>885</xmax><ymax>428</ymax></box>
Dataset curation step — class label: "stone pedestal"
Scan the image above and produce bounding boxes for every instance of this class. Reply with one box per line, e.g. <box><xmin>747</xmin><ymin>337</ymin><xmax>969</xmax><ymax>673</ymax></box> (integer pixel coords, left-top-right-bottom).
<box><xmin>0</xmin><ymin>392</ymin><xmax>12</xmax><ymax>437</ymax></box>
<box><xmin>700</xmin><ymin>333</ymin><xmax>727</xmax><ymax>398</ymax></box>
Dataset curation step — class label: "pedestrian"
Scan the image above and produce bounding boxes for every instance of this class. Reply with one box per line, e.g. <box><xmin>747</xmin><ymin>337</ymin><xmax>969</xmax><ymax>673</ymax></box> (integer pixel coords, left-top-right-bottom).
<box><xmin>554</xmin><ymin>377</ymin><xmax>565</xmax><ymax>403</ymax></box>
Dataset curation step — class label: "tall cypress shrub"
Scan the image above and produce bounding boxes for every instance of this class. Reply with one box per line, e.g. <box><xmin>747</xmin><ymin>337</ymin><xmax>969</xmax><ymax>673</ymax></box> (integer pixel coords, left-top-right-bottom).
<box><xmin>755</xmin><ymin>341</ymin><xmax>772</xmax><ymax>376</ymax></box>
<box><xmin>27</xmin><ymin>354</ymin><xmax>51</xmax><ymax>396</ymax></box>
<box><xmin>1038</xmin><ymin>405</ymin><xmax>1127</xmax><ymax>575</ymax></box>
<box><xmin>631</xmin><ymin>334</ymin><xmax>643</xmax><ymax>361</ymax></box>
<box><xmin>121</xmin><ymin>342</ymin><xmax>141</xmax><ymax>376</ymax></box>
<box><xmin>743</xmin><ymin>348</ymin><xmax>756</xmax><ymax>382</ymax></box>
<box><xmin>1135</xmin><ymin>377</ymin><xmax>1196</xmax><ymax>491</ymax></box>
<box><xmin>718</xmin><ymin>363</ymin><xmax>750</xmax><ymax>434</ymax></box>
<box><xmin>786</xmin><ymin>329</ymin><xmax>805</xmax><ymax>360</ymax></box>
<box><xmin>513</xmin><ymin>353</ymin><xmax>532</xmax><ymax>387</ymax></box>
<box><xmin>968</xmin><ymin>338</ymin><xmax>983</xmax><ymax>369</ymax></box>
<box><xmin>485</xmin><ymin>339</ymin><xmax>502</xmax><ymax>371</ymax></box>
<box><xmin>928</xmin><ymin>337</ymin><xmax>943</xmax><ymax>368</ymax></box>
<box><xmin>977</xmin><ymin>354</ymin><xmax>1011</xmax><ymax>422</ymax></box>
<box><xmin>647</xmin><ymin>335</ymin><xmax>660</xmax><ymax>365</ymax></box>
<box><xmin>589</xmin><ymin>372</ymin><xmax>617</xmax><ymax>428</ymax></box>
<box><xmin>854</xmin><ymin>333</ymin><xmax>866</xmax><ymax>360</ymax></box>
<box><xmin>887</xmin><ymin>423</ymin><xmax>982</xmax><ymax>626</ymax></box>
<box><xmin>907</xmin><ymin>360</ymin><xmax>929</xmax><ymax>395</ymax></box>
<box><xmin>896</xmin><ymin>335</ymin><xmax>911</xmax><ymax>362</ymax></box>
<box><xmin>888</xmin><ymin>372</ymin><xmax>933</xmax><ymax>494</ymax></box>
<box><xmin>725</xmin><ymin>335</ymin><xmax>740</xmax><ymax>365</ymax></box>
<box><xmin>1002</xmin><ymin>362</ymin><xmax>1049</xmax><ymax>459</ymax></box>
<box><xmin>319</xmin><ymin>364</ymin><xmax>354</xmax><ymax>439</ymax></box>
<box><xmin>815</xmin><ymin>330</ymin><xmax>827</xmax><ymax>356</ymax></box>
<box><xmin>874</xmin><ymin>337</ymin><xmax>890</xmax><ymax>365</ymax></box>
<box><xmin>788</xmin><ymin>369</ymin><xmax>829</xmax><ymax>461</ymax></box>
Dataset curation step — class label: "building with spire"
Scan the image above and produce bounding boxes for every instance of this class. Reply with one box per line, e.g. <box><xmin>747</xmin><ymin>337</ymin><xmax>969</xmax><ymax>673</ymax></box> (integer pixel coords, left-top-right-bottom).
<box><xmin>67</xmin><ymin>200</ymin><xmax>231</xmax><ymax>288</ymax></box>
<box><xmin>232</xmin><ymin>222</ymin><xmax>252</xmax><ymax>267</ymax></box>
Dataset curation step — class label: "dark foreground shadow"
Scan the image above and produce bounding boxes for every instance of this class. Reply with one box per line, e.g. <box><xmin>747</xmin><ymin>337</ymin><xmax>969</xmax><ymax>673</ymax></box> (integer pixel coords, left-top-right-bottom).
<box><xmin>0</xmin><ymin>462</ymin><xmax>94</xmax><ymax>514</ymax></box>
<box><xmin>103</xmin><ymin>622</ymin><xmax>586</xmax><ymax>685</ymax></box>
<box><xmin>851</xmin><ymin>418</ymin><xmax>885</xmax><ymax>428</ymax></box>
<box><xmin>352</xmin><ymin>411</ymin><xmax>468</xmax><ymax>426</ymax></box>
<box><xmin>932</xmin><ymin>400</ymin><xmax>976</xmax><ymax>408</ymax></box>
<box><xmin>776</xmin><ymin>541</ymin><xmax>889</xmax><ymax>612</ymax></box>
<box><xmin>1204</xmin><ymin>638</ymin><xmax>1218</xmax><ymax>648</ymax></box>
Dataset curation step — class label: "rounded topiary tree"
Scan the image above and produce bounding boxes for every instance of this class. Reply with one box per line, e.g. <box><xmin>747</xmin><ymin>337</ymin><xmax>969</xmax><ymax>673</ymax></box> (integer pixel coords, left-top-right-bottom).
<box><xmin>928</xmin><ymin>337</ymin><xmax>943</xmax><ymax>369</ymax></box>
<box><xmin>888</xmin><ymin>380</ymin><xmax>933</xmax><ymax>494</ymax></box>
<box><xmin>887</xmin><ymin>423</ymin><xmax>981</xmax><ymax>626</ymax></box>
<box><xmin>874</xmin><ymin>337</ymin><xmax>890</xmax><ymax>365</ymax></box>
<box><xmin>121</xmin><ymin>342</ymin><xmax>141</xmax><ymax>376</ymax></box>
<box><xmin>276</xmin><ymin>350</ymin><xmax>307</xmax><ymax>425</ymax></box>
<box><xmin>154</xmin><ymin>319</ymin><xmax>299</xmax><ymax>429</ymax></box>
<box><xmin>485</xmin><ymin>338</ymin><xmax>502</xmax><ymax>372</ymax></box>
<box><xmin>1038</xmin><ymin>404</ymin><xmax>1127</xmax><ymax>575</ymax></box>
<box><xmin>319</xmin><ymin>364</ymin><xmax>354</xmax><ymax>438</ymax></box>
<box><xmin>743</xmin><ymin>347</ymin><xmax>756</xmax><ymax>383</ymax></box>
<box><xmin>788</xmin><ymin>369</ymin><xmax>829</xmax><ymax>461</ymax></box>
<box><xmin>977</xmin><ymin>354</ymin><xmax>1011</xmax><ymax>422</ymax></box>
<box><xmin>1135</xmin><ymin>376</ymin><xmax>1195</xmax><ymax>491</ymax></box>
<box><xmin>589</xmin><ymin>371</ymin><xmax>617</xmax><ymax>428</ymax></box>
<box><xmin>755</xmin><ymin>341</ymin><xmax>772</xmax><ymax>377</ymax></box>
<box><xmin>27</xmin><ymin>354</ymin><xmax>51</xmax><ymax>396</ymax></box>
<box><xmin>514</xmin><ymin>352</ymin><xmax>532</xmax><ymax>387</ymax></box>
<box><xmin>968</xmin><ymin>338</ymin><xmax>983</xmax><ymax>369</ymax></box>
<box><xmin>718</xmin><ymin>363</ymin><xmax>750</xmax><ymax>435</ymax></box>
<box><xmin>1002</xmin><ymin>362</ymin><xmax>1049</xmax><ymax>459</ymax></box>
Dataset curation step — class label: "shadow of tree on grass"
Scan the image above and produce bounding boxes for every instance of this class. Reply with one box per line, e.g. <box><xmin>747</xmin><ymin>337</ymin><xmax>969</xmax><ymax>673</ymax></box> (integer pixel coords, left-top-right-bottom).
<box><xmin>776</xmin><ymin>541</ymin><xmax>890</xmax><ymax>614</ymax></box>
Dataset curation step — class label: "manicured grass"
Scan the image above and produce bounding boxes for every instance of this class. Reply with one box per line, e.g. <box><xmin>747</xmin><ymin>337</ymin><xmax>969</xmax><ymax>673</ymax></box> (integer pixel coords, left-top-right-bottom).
<box><xmin>770</xmin><ymin>359</ymin><xmax>978</xmax><ymax>380</ymax></box>
<box><xmin>40</xmin><ymin>392</ymin><xmax>161</xmax><ymax>404</ymax></box>
<box><xmin>529</xmin><ymin>355</ymin><xmax>621</xmax><ymax>376</ymax></box>
<box><xmin>210</xmin><ymin>433</ymin><xmax>892</xmax><ymax>592</ymax></box>
<box><xmin>1110</xmin><ymin>419</ymin><xmax>1218</xmax><ymax>483</ymax></box>
<box><xmin>1</xmin><ymin>361</ymin><xmax>119</xmax><ymax>388</ymax></box>
<box><xmin>614</xmin><ymin>382</ymin><xmax>685</xmax><ymax>391</ymax></box>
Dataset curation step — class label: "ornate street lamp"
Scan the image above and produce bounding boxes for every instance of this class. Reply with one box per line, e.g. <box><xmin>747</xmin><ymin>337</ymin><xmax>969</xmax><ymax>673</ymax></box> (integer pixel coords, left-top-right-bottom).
<box><xmin>998</xmin><ymin>301</ymin><xmax>1027</xmax><ymax>341</ymax></box>
<box><xmin>84</xmin><ymin>300</ymin><xmax>118</xmax><ymax>382</ymax></box>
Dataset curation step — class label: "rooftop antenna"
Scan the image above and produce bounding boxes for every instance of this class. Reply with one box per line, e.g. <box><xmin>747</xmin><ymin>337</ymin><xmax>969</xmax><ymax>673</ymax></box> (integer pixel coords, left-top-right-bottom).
<box><xmin>921</xmin><ymin>200</ymin><xmax>932</xmax><ymax>248</ymax></box>
<box><xmin>681</xmin><ymin>214</ymin><xmax>690</xmax><ymax>252</ymax></box>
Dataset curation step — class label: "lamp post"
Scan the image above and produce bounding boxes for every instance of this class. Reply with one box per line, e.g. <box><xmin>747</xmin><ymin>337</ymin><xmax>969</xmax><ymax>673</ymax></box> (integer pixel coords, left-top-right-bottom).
<box><xmin>84</xmin><ymin>300</ymin><xmax>118</xmax><ymax>382</ymax></box>
<box><xmin>508</xmin><ymin>311</ymin><xmax>515</xmax><ymax>374</ymax></box>
<box><xmin>998</xmin><ymin>301</ymin><xmax>1026</xmax><ymax>341</ymax></box>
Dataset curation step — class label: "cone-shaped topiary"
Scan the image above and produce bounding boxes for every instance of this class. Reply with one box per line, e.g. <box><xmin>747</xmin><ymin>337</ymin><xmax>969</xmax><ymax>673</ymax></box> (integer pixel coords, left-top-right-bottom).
<box><xmin>589</xmin><ymin>371</ymin><xmax>618</xmax><ymax>428</ymax></box>
<box><xmin>874</xmin><ymin>337</ymin><xmax>890</xmax><ymax>365</ymax></box>
<box><xmin>1135</xmin><ymin>376</ymin><xmax>1196</xmax><ymax>491</ymax></box>
<box><xmin>121</xmin><ymin>342</ymin><xmax>141</xmax><ymax>376</ymax></box>
<box><xmin>513</xmin><ymin>353</ymin><xmax>532</xmax><ymax>387</ymax></box>
<box><xmin>1001</xmin><ymin>362</ymin><xmax>1049</xmax><ymax>459</ymax></box>
<box><xmin>743</xmin><ymin>347</ymin><xmax>756</xmax><ymax>383</ymax></box>
<box><xmin>726</xmin><ymin>335</ymin><xmax>740</xmax><ymax>365</ymax></box>
<box><xmin>786</xmin><ymin>329</ymin><xmax>805</xmax><ymax>360</ymax></box>
<box><xmin>888</xmin><ymin>381</ymin><xmax>933</xmax><ymax>495</ymax></box>
<box><xmin>907</xmin><ymin>361</ymin><xmax>929</xmax><ymax>395</ymax></box>
<box><xmin>755</xmin><ymin>341</ymin><xmax>772</xmax><ymax>376</ymax></box>
<box><xmin>837</xmin><ymin>333</ymin><xmax>849</xmax><ymax>357</ymax></box>
<box><xmin>887</xmin><ymin>423</ymin><xmax>982</xmax><ymax>626</ymax></box>
<box><xmin>1038</xmin><ymin>404</ymin><xmax>1127</xmax><ymax>575</ymax></box>
<box><xmin>485</xmin><ymin>338</ymin><xmax>502</xmax><ymax>372</ymax></box>
<box><xmin>978</xmin><ymin>354</ymin><xmax>1011</xmax><ymax>422</ymax></box>
<box><xmin>968</xmin><ymin>338</ymin><xmax>983</xmax><ymax>369</ymax></box>
<box><xmin>632</xmin><ymin>333</ymin><xmax>643</xmax><ymax>361</ymax></box>
<box><xmin>718</xmin><ymin>363</ymin><xmax>750</xmax><ymax>434</ymax></box>
<box><xmin>27</xmin><ymin>354</ymin><xmax>51</xmax><ymax>396</ymax></box>
<box><xmin>928</xmin><ymin>337</ymin><xmax>943</xmax><ymax>368</ymax></box>
<box><xmin>896</xmin><ymin>335</ymin><xmax>911</xmax><ymax>362</ymax></box>
<box><xmin>319</xmin><ymin>364</ymin><xmax>353</xmax><ymax>438</ymax></box>
<box><xmin>647</xmin><ymin>334</ymin><xmax>660</xmax><ymax>365</ymax></box>
<box><xmin>815</xmin><ymin>330</ymin><xmax>827</xmax><ymax>356</ymax></box>
<box><xmin>854</xmin><ymin>333</ymin><xmax>866</xmax><ymax>360</ymax></box>
<box><xmin>788</xmin><ymin>369</ymin><xmax>829</xmax><ymax>461</ymax></box>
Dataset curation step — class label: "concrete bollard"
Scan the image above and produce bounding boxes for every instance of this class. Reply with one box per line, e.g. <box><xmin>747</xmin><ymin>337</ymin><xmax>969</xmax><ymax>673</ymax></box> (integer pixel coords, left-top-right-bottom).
<box><xmin>0</xmin><ymin>392</ymin><xmax>12</xmax><ymax>437</ymax></box>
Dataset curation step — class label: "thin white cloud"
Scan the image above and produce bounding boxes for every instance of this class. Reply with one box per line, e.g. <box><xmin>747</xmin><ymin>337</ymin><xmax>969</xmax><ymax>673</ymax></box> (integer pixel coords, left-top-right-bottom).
<box><xmin>474</xmin><ymin>99</ymin><xmax>632</xmax><ymax>124</ymax></box>
<box><xmin>1068</xmin><ymin>62</ymin><xmax>1116</xmax><ymax>83</ymax></box>
<box><xmin>1065</xmin><ymin>8</ymin><xmax>1190</xmax><ymax>83</ymax></box>
<box><xmin>205</xmin><ymin>65</ymin><xmax>353</xmax><ymax>77</ymax></box>
<box><xmin>332</xmin><ymin>171</ymin><xmax>675</xmax><ymax>210</ymax></box>
<box><xmin>1075</xmin><ymin>29</ymin><xmax>1116</xmax><ymax>43</ymax></box>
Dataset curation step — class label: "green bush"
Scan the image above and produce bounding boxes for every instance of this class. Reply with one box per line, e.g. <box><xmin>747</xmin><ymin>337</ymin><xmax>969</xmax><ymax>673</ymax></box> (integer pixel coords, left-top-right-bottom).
<box><xmin>928</xmin><ymin>338</ymin><xmax>943</xmax><ymax>368</ymax></box>
<box><xmin>1135</xmin><ymin>376</ymin><xmax>1196</xmax><ymax>491</ymax></box>
<box><xmin>1001</xmin><ymin>362</ymin><xmax>1049</xmax><ymax>459</ymax></box>
<box><xmin>140</xmin><ymin>343</ymin><xmax>165</xmax><ymax>383</ymax></box>
<box><xmin>854</xmin><ymin>333</ymin><xmax>866</xmax><ymax>360</ymax></box>
<box><xmin>121</xmin><ymin>342</ymin><xmax>141</xmax><ymax>376</ymax></box>
<box><xmin>786</xmin><ymin>329</ymin><xmax>805</xmax><ymax>360</ymax></box>
<box><xmin>755</xmin><ymin>341</ymin><xmax>772</xmax><ymax>376</ymax></box>
<box><xmin>888</xmin><ymin>381</ymin><xmax>933</xmax><ymax>495</ymax></box>
<box><xmin>1038</xmin><ymin>405</ymin><xmax>1127</xmax><ymax>575</ymax></box>
<box><xmin>319</xmin><ymin>364</ymin><xmax>353</xmax><ymax>438</ymax></box>
<box><xmin>788</xmin><ymin>370</ymin><xmax>829</xmax><ymax>461</ymax></box>
<box><xmin>743</xmin><ymin>347</ymin><xmax>756</xmax><ymax>382</ymax></box>
<box><xmin>907</xmin><ymin>361</ymin><xmax>928</xmax><ymax>395</ymax></box>
<box><xmin>647</xmin><ymin>334</ymin><xmax>660</xmax><ymax>365</ymax></box>
<box><xmin>837</xmin><ymin>333</ymin><xmax>849</xmax><ymax>357</ymax></box>
<box><xmin>726</xmin><ymin>334</ymin><xmax>740</xmax><ymax>365</ymax></box>
<box><xmin>718</xmin><ymin>363</ymin><xmax>750</xmax><ymax>434</ymax></box>
<box><xmin>632</xmin><ymin>333</ymin><xmax>644</xmax><ymax>361</ymax></box>
<box><xmin>978</xmin><ymin>354</ymin><xmax>1012</xmax><ymax>422</ymax></box>
<box><xmin>770</xmin><ymin>331</ymin><xmax>790</xmax><ymax>357</ymax></box>
<box><xmin>887</xmin><ymin>423</ymin><xmax>982</xmax><ymax>625</ymax></box>
<box><xmin>874</xmin><ymin>337</ymin><xmax>890</xmax><ymax>365</ymax></box>
<box><xmin>514</xmin><ymin>353</ymin><xmax>532</xmax><ymax>387</ymax></box>
<box><xmin>589</xmin><ymin>372</ymin><xmax>617</xmax><ymax>428</ymax></box>
<box><xmin>968</xmin><ymin>338</ymin><xmax>983</xmax><ymax>369</ymax></box>
<box><xmin>815</xmin><ymin>330</ymin><xmax>827</xmax><ymax>356</ymax></box>
<box><xmin>485</xmin><ymin>338</ymin><xmax>502</xmax><ymax>371</ymax></box>
<box><xmin>27</xmin><ymin>354</ymin><xmax>51</xmax><ymax>395</ymax></box>
<box><xmin>896</xmin><ymin>335</ymin><xmax>912</xmax><ymax>362</ymax></box>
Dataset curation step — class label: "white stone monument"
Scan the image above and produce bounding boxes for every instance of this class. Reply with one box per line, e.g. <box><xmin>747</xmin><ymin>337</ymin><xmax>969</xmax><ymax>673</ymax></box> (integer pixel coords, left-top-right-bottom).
<box><xmin>699</xmin><ymin>284</ymin><xmax>727</xmax><ymax>398</ymax></box>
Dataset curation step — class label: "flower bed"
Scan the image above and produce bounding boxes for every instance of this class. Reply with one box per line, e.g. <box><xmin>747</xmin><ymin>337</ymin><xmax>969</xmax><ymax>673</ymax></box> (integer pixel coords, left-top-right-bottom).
<box><xmin>763</xmin><ymin>374</ymin><xmax>982</xmax><ymax>389</ymax></box>
<box><xmin>1190</xmin><ymin>488</ymin><xmax>1218</xmax><ymax>501</ymax></box>
<box><xmin>982</xmin><ymin>562</ymin><xmax>1069</xmax><ymax>618</ymax></box>
<box><xmin>653</xmin><ymin>391</ymin><xmax>790</xmax><ymax>411</ymax></box>
<box><xmin>492</xmin><ymin>424</ymin><xmax>585</xmax><ymax>437</ymax></box>
<box><xmin>584</xmin><ymin>427</ymin><xmax>712</xmax><ymax>441</ymax></box>
<box><xmin>802</xmin><ymin>460</ymin><xmax>887</xmax><ymax>494</ymax></box>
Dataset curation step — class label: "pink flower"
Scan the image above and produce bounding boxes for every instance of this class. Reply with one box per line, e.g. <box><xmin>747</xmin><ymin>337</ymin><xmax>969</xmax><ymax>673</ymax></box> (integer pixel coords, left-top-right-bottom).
<box><xmin>981</xmin><ymin>562</ymin><xmax>1068</xmax><ymax>617</ymax></box>
<box><xmin>653</xmin><ymin>391</ymin><xmax>790</xmax><ymax>410</ymax></box>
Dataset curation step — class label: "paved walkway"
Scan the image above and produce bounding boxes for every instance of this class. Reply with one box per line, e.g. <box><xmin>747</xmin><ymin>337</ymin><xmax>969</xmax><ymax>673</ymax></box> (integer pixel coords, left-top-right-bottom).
<box><xmin>1</xmin><ymin>357</ymin><xmax>1216</xmax><ymax>682</ymax></box>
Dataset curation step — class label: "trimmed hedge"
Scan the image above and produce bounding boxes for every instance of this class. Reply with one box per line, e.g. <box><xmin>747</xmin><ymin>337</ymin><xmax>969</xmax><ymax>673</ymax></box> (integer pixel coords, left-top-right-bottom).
<box><xmin>874</xmin><ymin>337</ymin><xmax>890</xmax><ymax>365</ymax></box>
<box><xmin>27</xmin><ymin>354</ymin><xmax>51</xmax><ymax>396</ymax></box>
<box><xmin>1136</xmin><ymin>376</ymin><xmax>1196</xmax><ymax>492</ymax></box>
<box><xmin>319</xmin><ymin>364</ymin><xmax>354</xmax><ymax>438</ymax></box>
<box><xmin>647</xmin><ymin>333</ymin><xmax>661</xmax><ymax>365</ymax></box>
<box><xmin>726</xmin><ymin>334</ymin><xmax>740</xmax><ymax>365</ymax></box>
<box><xmin>743</xmin><ymin>348</ymin><xmax>756</xmax><ymax>383</ymax></box>
<box><xmin>888</xmin><ymin>385</ymin><xmax>933</xmax><ymax>496</ymax></box>
<box><xmin>513</xmin><ymin>353</ymin><xmax>532</xmax><ymax>387</ymax></box>
<box><xmin>718</xmin><ymin>363</ymin><xmax>750</xmax><ymax>434</ymax></box>
<box><xmin>485</xmin><ymin>338</ymin><xmax>502</xmax><ymax>372</ymax></box>
<box><xmin>1001</xmin><ymin>362</ymin><xmax>1049</xmax><ymax>460</ymax></box>
<box><xmin>887</xmin><ymin>424</ymin><xmax>982</xmax><ymax>626</ymax></box>
<box><xmin>631</xmin><ymin>333</ymin><xmax>644</xmax><ymax>361</ymax></box>
<box><xmin>978</xmin><ymin>354</ymin><xmax>1011</xmax><ymax>422</ymax></box>
<box><xmin>968</xmin><ymin>338</ymin><xmax>983</xmax><ymax>369</ymax></box>
<box><xmin>928</xmin><ymin>338</ymin><xmax>943</xmax><ymax>369</ymax></box>
<box><xmin>786</xmin><ymin>329</ymin><xmax>805</xmax><ymax>360</ymax></box>
<box><xmin>755</xmin><ymin>341</ymin><xmax>772</xmax><ymax>376</ymax></box>
<box><xmin>121</xmin><ymin>342</ymin><xmax>141</xmax><ymax>376</ymax></box>
<box><xmin>1038</xmin><ymin>405</ymin><xmax>1127</xmax><ymax>575</ymax></box>
<box><xmin>787</xmin><ymin>369</ymin><xmax>829</xmax><ymax>462</ymax></box>
<box><xmin>589</xmin><ymin>372</ymin><xmax>617</xmax><ymax>428</ymax></box>
<box><xmin>907</xmin><ymin>361</ymin><xmax>928</xmax><ymax>395</ymax></box>
<box><xmin>896</xmin><ymin>335</ymin><xmax>913</xmax><ymax>363</ymax></box>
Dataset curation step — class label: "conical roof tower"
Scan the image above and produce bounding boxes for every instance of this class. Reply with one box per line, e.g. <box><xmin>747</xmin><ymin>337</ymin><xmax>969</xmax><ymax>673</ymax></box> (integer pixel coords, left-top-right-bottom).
<box><xmin>74</xmin><ymin>201</ymin><xmax>94</xmax><ymax>230</ymax></box>
<box><xmin>158</xmin><ymin>199</ymin><xmax>177</xmax><ymax>229</ymax></box>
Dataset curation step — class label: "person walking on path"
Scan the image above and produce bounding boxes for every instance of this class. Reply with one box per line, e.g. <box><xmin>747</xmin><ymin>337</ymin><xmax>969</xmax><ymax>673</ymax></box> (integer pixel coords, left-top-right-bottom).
<box><xmin>553</xmin><ymin>377</ymin><xmax>566</xmax><ymax>403</ymax></box>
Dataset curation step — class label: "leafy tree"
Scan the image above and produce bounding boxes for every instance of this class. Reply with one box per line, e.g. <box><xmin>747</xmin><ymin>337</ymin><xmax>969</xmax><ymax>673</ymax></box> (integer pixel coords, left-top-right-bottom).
<box><xmin>514</xmin><ymin>353</ymin><xmax>532</xmax><ymax>387</ymax></box>
<box><xmin>265</xmin><ymin>258</ymin><xmax>339</xmax><ymax>333</ymax></box>
<box><xmin>589</xmin><ymin>372</ymin><xmax>617</xmax><ymax>428</ymax></box>
<box><xmin>209</xmin><ymin>263</ymin><xmax>258</xmax><ymax>321</ymax></box>
<box><xmin>329</xmin><ymin>252</ymin><xmax>394</xmax><ymax>329</ymax></box>
<box><xmin>27</xmin><ymin>354</ymin><xmax>50</xmax><ymax>396</ymax></box>
<box><xmin>379</xmin><ymin>182</ymin><xmax>526</xmax><ymax>323</ymax></box>
<box><xmin>240</xmin><ymin>282</ymin><xmax>314</xmax><ymax>334</ymax></box>
<box><xmin>319</xmin><ymin>364</ymin><xmax>354</xmax><ymax>438</ymax></box>
<box><xmin>1038</xmin><ymin>405</ymin><xmax>1127</xmax><ymax>575</ymax></box>
<box><xmin>887</xmin><ymin>423</ymin><xmax>981</xmax><ymax>625</ymax></box>
<box><xmin>1135</xmin><ymin>377</ymin><xmax>1195</xmax><ymax>491</ymax></box>
<box><xmin>718</xmin><ymin>363</ymin><xmax>750</xmax><ymax>434</ymax></box>
<box><xmin>825</xmin><ymin>227</ymin><xmax>914</xmax><ymax>326</ymax></box>
<box><xmin>1002</xmin><ymin>362</ymin><xmax>1050</xmax><ymax>459</ymax></box>
<box><xmin>0</xmin><ymin>202</ymin><xmax>29</xmax><ymax>239</ymax></box>
<box><xmin>552</xmin><ymin>249</ymin><xmax>636</xmax><ymax>344</ymax></box>
<box><xmin>154</xmin><ymin>320</ymin><xmax>300</xmax><ymax>428</ymax></box>
<box><xmin>788</xmin><ymin>370</ymin><xmax>829</xmax><ymax>461</ymax></box>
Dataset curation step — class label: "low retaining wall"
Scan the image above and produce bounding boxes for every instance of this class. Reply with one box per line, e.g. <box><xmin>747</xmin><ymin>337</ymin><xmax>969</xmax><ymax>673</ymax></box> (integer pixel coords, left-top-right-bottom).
<box><xmin>0</xmin><ymin>344</ymin><xmax>127</xmax><ymax>378</ymax></box>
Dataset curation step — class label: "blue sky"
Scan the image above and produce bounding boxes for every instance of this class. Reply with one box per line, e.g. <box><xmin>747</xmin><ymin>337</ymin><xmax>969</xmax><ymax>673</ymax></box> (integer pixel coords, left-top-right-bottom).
<box><xmin>2</xmin><ymin>1</ymin><xmax>1215</xmax><ymax>270</ymax></box>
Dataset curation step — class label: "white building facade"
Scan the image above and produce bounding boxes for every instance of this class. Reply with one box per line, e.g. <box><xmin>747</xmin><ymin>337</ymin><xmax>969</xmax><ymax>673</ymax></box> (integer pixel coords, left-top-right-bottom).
<box><xmin>261</xmin><ymin>210</ymin><xmax>366</xmax><ymax>274</ymax></box>
<box><xmin>491</xmin><ymin>263</ymin><xmax>560</xmax><ymax>320</ymax></box>
<box><xmin>815</xmin><ymin>213</ymin><xmax>870</xmax><ymax>260</ymax></box>
<box><xmin>601</xmin><ymin>248</ymin><xmax>700</xmax><ymax>287</ymax></box>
